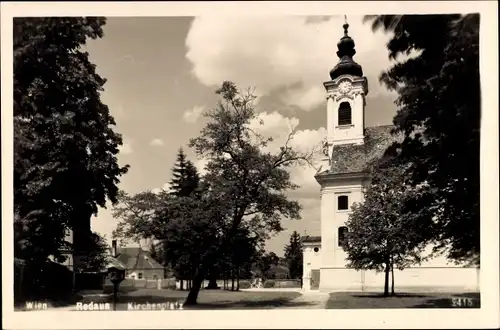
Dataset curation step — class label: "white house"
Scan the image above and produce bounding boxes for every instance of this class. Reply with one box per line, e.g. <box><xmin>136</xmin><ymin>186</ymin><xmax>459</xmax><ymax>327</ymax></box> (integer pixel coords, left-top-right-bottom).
<box><xmin>302</xmin><ymin>21</ymin><xmax>479</xmax><ymax>293</ymax></box>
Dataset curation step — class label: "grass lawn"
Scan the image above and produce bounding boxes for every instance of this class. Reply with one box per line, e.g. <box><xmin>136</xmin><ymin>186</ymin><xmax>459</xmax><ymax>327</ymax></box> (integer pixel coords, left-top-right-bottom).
<box><xmin>78</xmin><ymin>288</ymin><xmax>303</xmax><ymax>310</ymax></box>
<box><xmin>326</xmin><ymin>291</ymin><xmax>480</xmax><ymax>309</ymax></box>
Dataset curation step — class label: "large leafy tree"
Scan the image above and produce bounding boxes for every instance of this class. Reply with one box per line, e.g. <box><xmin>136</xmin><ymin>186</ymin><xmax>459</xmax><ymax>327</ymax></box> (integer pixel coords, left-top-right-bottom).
<box><xmin>284</xmin><ymin>231</ymin><xmax>303</xmax><ymax>279</ymax></box>
<box><xmin>183</xmin><ymin>81</ymin><xmax>314</xmax><ymax>304</ymax></box>
<box><xmin>365</xmin><ymin>14</ymin><xmax>480</xmax><ymax>264</ymax></box>
<box><xmin>113</xmin><ymin>82</ymin><xmax>314</xmax><ymax>305</ymax></box>
<box><xmin>14</xmin><ymin>17</ymin><xmax>128</xmax><ymax>266</ymax></box>
<box><xmin>344</xmin><ymin>158</ymin><xmax>434</xmax><ymax>296</ymax></box>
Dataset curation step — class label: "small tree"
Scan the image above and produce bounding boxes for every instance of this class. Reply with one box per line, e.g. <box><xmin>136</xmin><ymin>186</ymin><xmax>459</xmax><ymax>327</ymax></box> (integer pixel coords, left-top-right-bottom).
<box><xmin>256</xmin><ymin>251</ymin><xmax>280</xmax><ymax>280</ymax></box>
<box><xmin>165</xmin><ymin>150</ymin><xmax>202</xmax><ymax>288</ymax></box>
<box><xmin>169</xmin><ymin>148</ymin><xmax>201</xmax><ymax>198</ymax></box>
<box><xmin>284</xmin><ymin>231</ymin><xmax>303</xmax><ymax>279</ymax></box>
<box><xmin>344</xmin><ymin>158</ymin><xmax>434</xmax><ymax>296</ymax></box>
<box><xmin>74</xmin><ymin>232</ymin><xmax>109</xmax><ymax>273</ymax></box>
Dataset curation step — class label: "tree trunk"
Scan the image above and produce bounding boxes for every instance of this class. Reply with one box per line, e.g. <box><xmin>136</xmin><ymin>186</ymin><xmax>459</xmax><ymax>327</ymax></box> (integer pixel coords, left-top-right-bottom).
<box><xmin>188</xmin><ymin>267</ymin><xmax>194</xmax><ymax>290</ymax></box>
<box><xmin>383</xmin><ymin>262</ymin><xmax>390</xmax><ymax>297</ymax></box>
<box><xmin>231</xmin><ymin>270</ymin><xmax>235</xmax><ymax>291</ymax></box>
<box><xmin>180</xmin><ymin>279</ymin><xmax>184</xmax><ymax>290</ymax></box>
<box><xmin>390</xmin><ymin>256</ymin><xmax>395</xmax><ymax>296</ymax></box>
<box><xmin>236</xmin><ymin>268</ymin><xmax>240</xmax><ymax>291</ymax></box>
<box><xmin>184</xmin><ymin>270</ymin><xmax>204</xmax><ymax>306</ymax></box>
<box><xmin>206</xmin><ymin>271</ymin><xmax>219</xmax><ymax>289</ymax></box>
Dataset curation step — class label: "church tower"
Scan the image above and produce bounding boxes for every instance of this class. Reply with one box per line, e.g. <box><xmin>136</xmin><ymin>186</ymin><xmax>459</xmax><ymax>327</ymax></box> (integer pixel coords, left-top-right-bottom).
<box><xmin>313</xmin><ymin>17</ymin><xmax>372</xmax><ymax>291</ymax></box>
<box><xmin>301</xmin><ymin>17</ymin><xmax>479</xmax><ymax>293</ymax></box>
<box><xmin>324</xmin><ymin>18</ymin><xmax>368</xmax><ymax>153</ymax></box>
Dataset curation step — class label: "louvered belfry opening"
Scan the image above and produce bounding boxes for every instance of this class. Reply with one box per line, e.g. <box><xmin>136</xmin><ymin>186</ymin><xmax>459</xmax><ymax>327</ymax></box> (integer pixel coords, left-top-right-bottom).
<box><xmin>338</xmin><ymin>102</ymin><xmax>352</xmax><ymax>126</ymax></box>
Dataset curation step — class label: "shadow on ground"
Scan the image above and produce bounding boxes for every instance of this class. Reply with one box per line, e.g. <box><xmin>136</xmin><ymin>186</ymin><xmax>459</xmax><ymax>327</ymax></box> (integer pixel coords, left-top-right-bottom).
<box><xmin>326</xmin><ymin>291</ymin><xmax>480</xmax><ymax>309</ymax></box>
<box><xmin>62</xmin><ymin>289</ymin><xmax>309</xmax><ymax>310</ymax></box>
<box><xmin>115</xmin><ymin>295</ymin><xmax>315</xmax><ymax>309</ymax></box>
<box><xmin>185</xmin><ymin>299</ymin><xmax>315</xmax><ymax>309</ymax></box>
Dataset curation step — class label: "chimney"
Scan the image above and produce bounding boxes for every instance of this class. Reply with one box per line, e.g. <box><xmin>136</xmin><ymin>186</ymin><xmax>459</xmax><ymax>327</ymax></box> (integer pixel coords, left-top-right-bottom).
<box><xmin>112</xmin><ymin>239</ymin><xmax>117</xmax><ymax>257</ymax></box>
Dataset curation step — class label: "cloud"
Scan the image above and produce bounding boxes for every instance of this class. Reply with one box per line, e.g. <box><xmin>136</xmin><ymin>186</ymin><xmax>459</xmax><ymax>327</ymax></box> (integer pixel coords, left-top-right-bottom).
<box><xmin>194</xmin><ymin>158</ymin><xmax>209</xmax><ymax>176</ymax></box>
<box><xmin>183</xmin><ymin>105</ymin><xmax>205</xmax><ymax>123</ymax></box>
<box><xmin>151</xmin><ymin>187</ymin><xmax>162</xmax><ymax>195</ymax></box>
<box><xmin>186</xmin><ymin>15</ymin><xmax>394</xmax><ymax>112</ymax></box>
<box><xmin>119</xmin><ymin>140</ymin><xmax>133</xmax><ymax>155</ymax></box>
<box><xmin>249</xmin><ymin>111</ymin><xmax>326</xmax><ymax>194</ymax></box>
<box><xmin>151</xmin><ymin>182</ymin><xmax>173</xmax><ymax>195</ymax></box>
<box><xmin>149</xmin><ymin>138</ymin><xmax>164</xmax><ymax>147</ymax></box>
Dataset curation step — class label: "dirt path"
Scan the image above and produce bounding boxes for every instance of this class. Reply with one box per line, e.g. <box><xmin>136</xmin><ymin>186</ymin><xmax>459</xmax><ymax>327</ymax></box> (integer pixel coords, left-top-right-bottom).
<box><xmin>286</xmin><ymin>291</ymin><xmax>330</xmax><ymax>309</ymax></box>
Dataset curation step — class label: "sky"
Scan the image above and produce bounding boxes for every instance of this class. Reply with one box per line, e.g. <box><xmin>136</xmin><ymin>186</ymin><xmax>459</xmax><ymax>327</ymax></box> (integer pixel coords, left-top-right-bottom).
<box><xmin>86</xmin><ymin>15</ymin><xmax>399</xmax><ymax>256</ymax></box>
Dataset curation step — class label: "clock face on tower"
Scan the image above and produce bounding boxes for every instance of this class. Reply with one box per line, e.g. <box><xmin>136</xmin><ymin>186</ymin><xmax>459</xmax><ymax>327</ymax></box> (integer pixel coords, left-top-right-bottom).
<box><xmin>338</xmin><ymin>81</ymin><xmax>352</xmax><ymax>94</ymax></box>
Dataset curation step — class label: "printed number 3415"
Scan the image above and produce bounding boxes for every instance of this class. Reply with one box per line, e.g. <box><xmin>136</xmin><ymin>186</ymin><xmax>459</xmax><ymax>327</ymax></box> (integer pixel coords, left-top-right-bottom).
<box><xmin>451</xmin><ymin>297</ymin><xmax>476</xmax><ymax>307</ymax></box>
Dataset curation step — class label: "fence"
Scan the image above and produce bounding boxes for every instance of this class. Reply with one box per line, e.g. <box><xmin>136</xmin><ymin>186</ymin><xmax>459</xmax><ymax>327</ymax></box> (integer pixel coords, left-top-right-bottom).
<box><xmin>101</xmin><ymin>277</ymin><xmax>302</xmax><ymax>293</ymax></box>
<box><xmin>103</xmin><ymin>277</ymin><xmax>178</xmax><ymax>292</ymax></box>
<box><xmin>217</xmin><ymin>278</ymin><xmax>302</xmax><ymax>289</ymax></box>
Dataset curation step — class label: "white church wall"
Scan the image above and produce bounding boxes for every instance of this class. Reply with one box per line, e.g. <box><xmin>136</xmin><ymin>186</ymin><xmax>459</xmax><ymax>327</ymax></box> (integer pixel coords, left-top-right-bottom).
<box><xmin>302</xmin><ymin>243</ymin><xmax>322</xmax><ymax>291</ymax></box>
<box><xmin>303</xmin><ymin>244</ymin><xmax>322</xmax><ymax>277</ymax></box>
<box><xmin>321</xmin><ymin>178</ymin><xmax>364</xmax><ymax>268</ymax></box>
<box><xmin>362</xmin><ymin>267</ymin><xmax>478</xmax><ymax>291</ymax></box>
<box><xmin>319</xmin><ymin>267</ymin><xmax>479</xmax><ymax>292</ymax></box>
<box><xmin>320</xmin><ymin>268</ymin><xmax>363</xmax><ymax>291</ymax></box>
<box><xmin>318</xmin><ymin>176</ymin><xmax>479</xmax><ymax>292</ymax></box>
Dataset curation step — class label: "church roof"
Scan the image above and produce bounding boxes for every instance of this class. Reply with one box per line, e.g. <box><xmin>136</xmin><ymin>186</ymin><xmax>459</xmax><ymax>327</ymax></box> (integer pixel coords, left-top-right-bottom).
<box><xmin>323</xmin><ymin>125</ymin><xmax>398</xmax><ymax>176</ymax></box>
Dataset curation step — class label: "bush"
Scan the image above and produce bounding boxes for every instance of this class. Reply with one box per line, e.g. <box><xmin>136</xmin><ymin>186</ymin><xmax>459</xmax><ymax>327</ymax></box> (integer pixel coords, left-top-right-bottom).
<box><xmin>238</xmin><ymin>280</ymin><xmax>251</xmax><ymax>289</ymax></box>
<box><xmin>274</xmin><ymin>279</ymin><xmax>301</xmax><ymax>288</ymax></box>
<box><xmin>263</xmin><ymin>280</ymin><xmax>275</xmax><ymax>288</ymax></box>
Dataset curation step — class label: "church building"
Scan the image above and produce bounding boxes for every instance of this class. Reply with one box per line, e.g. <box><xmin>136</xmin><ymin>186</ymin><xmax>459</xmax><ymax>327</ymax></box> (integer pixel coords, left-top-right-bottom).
<box><xmin>301</xmin><ymin>20</ymin><xmax>479</xmax><ymax>292</ymax></box>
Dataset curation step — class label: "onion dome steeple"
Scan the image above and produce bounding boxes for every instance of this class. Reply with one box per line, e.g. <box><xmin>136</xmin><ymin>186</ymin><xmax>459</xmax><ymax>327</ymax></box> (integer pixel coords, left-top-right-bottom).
<box><xmin>329</xmin><ymin>16</ymin><xmax>363</xmax><ymax>80</ymax></box>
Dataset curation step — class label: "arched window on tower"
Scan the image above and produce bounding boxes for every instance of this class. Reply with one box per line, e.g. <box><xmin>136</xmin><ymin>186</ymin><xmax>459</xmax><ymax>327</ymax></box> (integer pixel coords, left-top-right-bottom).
<box><xmin>338</xmin><ymin>226</ymin><xmax>348</xmax><ymax>247</ymax></box>
<box><xmin>338</xmin><ymin>102</ymin><xmax>352</xmax><ymax>126</ymax></box>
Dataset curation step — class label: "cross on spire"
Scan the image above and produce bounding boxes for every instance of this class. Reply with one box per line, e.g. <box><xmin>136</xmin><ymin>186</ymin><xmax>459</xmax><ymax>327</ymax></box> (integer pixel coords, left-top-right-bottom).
<box><xmin>343</xmin><ymin>15</ymin><xmax>349</xmax><ymax>36</ymax></box>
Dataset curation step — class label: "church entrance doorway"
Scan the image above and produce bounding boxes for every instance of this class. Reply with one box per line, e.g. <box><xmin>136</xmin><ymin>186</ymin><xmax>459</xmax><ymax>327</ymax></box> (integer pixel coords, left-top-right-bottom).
<box><xmin>310</xmin><ymin>269</ymin><xmax>320</xmax><ymax>290</ymax></box>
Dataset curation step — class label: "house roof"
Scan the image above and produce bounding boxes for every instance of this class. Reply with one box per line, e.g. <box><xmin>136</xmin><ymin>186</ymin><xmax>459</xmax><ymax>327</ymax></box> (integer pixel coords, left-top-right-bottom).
<box><xmin>114</xmin><ymin>247</ymin><xmax>164</xmax><ymax>270</ymax></box>
<box><xmin>320</xmin><ymin>125</ymin><xmax>398</xmax><ymax>176</ymax></box>
<box><xmin>106</xmin><ymin>256</ymin><xmax>127</xmax><ymax>271</ymax></box>
<box><xmin>303</xmin><ymin>236</ymin><xmax>321</xmax><ymax>243</ymax></box>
